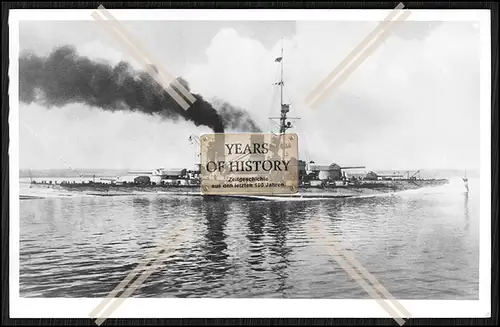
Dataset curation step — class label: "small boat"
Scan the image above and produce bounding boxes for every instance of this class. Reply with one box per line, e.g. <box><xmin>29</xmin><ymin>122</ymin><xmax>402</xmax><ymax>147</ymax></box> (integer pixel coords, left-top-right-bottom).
<box><xmin>463</xmin><ymin>169</ymin><xmax>469</xmax><ymax>192</ymax></box>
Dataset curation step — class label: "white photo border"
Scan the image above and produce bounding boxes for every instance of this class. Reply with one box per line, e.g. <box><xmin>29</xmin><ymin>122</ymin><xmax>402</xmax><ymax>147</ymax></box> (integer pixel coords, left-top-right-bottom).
<box><xmin>8</xmin><ymin>8</ymin><xmax>492</xmax><ymax>319</ymax></box>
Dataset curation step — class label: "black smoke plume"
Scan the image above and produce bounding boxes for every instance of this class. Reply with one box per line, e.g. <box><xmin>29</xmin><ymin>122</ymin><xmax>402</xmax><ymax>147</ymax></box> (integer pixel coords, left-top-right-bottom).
<box><xmin>213</xmin><ymin>99</ymin><xmax>262</xmax><ymax>133</ymax></box>
<box><xmin>19</xmin><ymin>45</ymin><xmax>262</xmax><ymax>133</ymax></box>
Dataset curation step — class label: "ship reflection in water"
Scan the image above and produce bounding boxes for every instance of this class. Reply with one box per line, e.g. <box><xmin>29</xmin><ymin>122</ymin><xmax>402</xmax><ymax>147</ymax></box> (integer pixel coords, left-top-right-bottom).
<box><xmin>19</xmin><ymin>178</ymin><xmax>479</xmax><ymax>299</ymax></box>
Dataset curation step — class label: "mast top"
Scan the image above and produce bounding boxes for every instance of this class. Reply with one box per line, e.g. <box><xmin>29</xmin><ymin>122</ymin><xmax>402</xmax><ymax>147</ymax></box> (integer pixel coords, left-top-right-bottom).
<box><xmin>269</xmin><ymin>39</ymin><xmax>300</xmax><ymax>135</ymax></box>
<box><xmin>277</xmin><ymin>40</ymin><xmax>292</xmax><ymax>135</ymax></box>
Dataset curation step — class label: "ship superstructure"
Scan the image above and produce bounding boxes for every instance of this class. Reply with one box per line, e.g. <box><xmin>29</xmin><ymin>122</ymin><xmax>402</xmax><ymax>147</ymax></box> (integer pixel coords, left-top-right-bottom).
<box><xmin>28</xmin><ymin>41</ymin><xmax>449</xmax><ymax>198</ymax></box>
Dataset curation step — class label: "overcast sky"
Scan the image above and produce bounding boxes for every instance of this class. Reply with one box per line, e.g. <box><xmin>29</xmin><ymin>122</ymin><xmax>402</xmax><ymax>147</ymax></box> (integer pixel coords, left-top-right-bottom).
<box><xmin>17</xmin><ymin>19</ymin><xmax>481</xmax><ymax>171</ymax></box>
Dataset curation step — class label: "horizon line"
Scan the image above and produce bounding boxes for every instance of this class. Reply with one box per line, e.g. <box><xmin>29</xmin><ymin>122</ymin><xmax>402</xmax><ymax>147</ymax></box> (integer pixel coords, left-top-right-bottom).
<box><xmin>18</xmin><ymin>166</ymin><xmax>480</xmax><ymax>172</ymax></box>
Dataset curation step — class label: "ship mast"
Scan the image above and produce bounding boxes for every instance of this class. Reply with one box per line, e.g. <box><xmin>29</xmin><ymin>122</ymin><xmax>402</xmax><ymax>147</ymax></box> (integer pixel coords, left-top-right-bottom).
<box><xmin>280</xmin><ymin>39</ymin><xmax>284</xmax><ymax>130</ymax></box>
<box><xmin>279</xmin><ymin>39</ymin><xmax>288</xmax><ymax>134</ymax></box>
<box><xmin>269</xmin><ymin>39</ymin><xmax>301</xmax><ymax>139</ymax></box>
<box><xmin>274</xmin><ymin>38</ymin><xmax>294</xmax><ymax>135</ymax></box>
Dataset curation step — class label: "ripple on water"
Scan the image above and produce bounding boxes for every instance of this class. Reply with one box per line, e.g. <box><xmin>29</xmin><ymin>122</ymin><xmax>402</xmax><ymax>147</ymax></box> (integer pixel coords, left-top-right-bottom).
<box><xmin>19</xmin><ymin>182</ymin><xmax>480</xmax><ymax>299</ymax></box>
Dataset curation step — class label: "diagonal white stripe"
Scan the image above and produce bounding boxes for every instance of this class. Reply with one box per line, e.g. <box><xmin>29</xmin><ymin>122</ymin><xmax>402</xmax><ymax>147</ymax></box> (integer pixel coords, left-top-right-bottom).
<box><xmin>308</xmin><ymin>10</ymin><xmax>411</xmax><ymax>109</ymax></box>
<box><xmin>91</xmin><ymin>12</ymin><xmax>192</xmax><ymax>110</ymax></box>
<box><xmin>305</xmin><ymin>2</ymin><xmax>406</xmax><ymax>104</ymax></box>
<box><xmin>307</xmin><ymin>219</ymin><xmax>410</xmax><ymax>325</ymax></box>
<box><xmin>93</xmin><ymin>222</ymin><xmax>192</xmax><ymax>325</ymax></box>
<box><xmin>95</xmin><ymin>5</ymin><xmax>197</xmax><ymax>105</ymax></box>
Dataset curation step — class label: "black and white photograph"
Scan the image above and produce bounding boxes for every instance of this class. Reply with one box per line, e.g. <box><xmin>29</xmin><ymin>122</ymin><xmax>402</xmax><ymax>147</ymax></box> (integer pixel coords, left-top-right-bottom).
<box><xmin>8</xmin><ymin>7</ymin><xmax>492</xmax><ymax>321</ymax></box>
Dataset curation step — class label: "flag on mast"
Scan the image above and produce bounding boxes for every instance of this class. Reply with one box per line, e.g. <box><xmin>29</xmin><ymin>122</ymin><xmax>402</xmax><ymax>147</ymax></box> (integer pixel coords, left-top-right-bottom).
<box><xmin>275</xmin><ymin>57</ymin><xmax>282</xmax><ymax>62</ymax></box>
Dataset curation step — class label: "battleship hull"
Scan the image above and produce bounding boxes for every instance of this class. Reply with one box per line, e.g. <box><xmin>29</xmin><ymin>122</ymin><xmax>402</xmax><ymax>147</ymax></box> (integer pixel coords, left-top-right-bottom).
<box><xmin>26</xmin><ymin>178</ymin><xmax>449</xmax><ymax>200</ymax></box>
<box><xmin>23</xmin><ymin>46</ymin><xmax>452</xmax><ymax>202</ymax></box>
<box><xmin>200</xmin><ymin>179</ymin><xmax>449</xmax><ymax>201</ymax></box>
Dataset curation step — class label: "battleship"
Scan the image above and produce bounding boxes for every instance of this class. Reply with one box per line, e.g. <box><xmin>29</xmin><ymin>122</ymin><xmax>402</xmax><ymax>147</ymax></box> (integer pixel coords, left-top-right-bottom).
<box><xmin>27</xmin><ymin>43</ymin><xmax>449</xmax><ymax>200</ymax></box>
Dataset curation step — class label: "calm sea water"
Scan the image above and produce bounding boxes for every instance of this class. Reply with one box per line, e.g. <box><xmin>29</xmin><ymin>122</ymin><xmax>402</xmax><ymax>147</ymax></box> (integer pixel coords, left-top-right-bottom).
<box><xmin>18</xmin><ymin>177</ymin><xmax>480</xmax><ymax>299</ymax></box>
